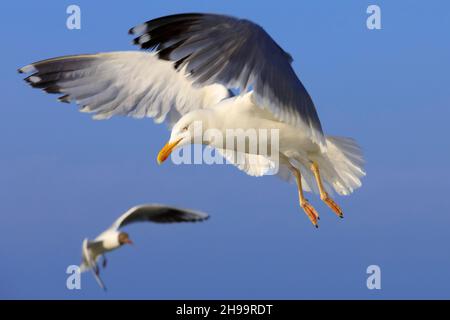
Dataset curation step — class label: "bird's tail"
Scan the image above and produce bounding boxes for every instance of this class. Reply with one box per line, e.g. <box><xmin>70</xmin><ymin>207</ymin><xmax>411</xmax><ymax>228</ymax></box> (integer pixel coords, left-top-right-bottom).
<box><xmin>310</xmin><ymin>136</ymin><xmax>366</xmax><ymax>196</ymax></box>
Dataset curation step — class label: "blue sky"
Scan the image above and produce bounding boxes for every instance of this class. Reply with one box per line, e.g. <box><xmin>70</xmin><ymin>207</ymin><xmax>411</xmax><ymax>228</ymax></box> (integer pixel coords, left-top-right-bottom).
<box><xmin>1</xmin><ymin>1</ymin><xmax>449</xmax><ymax>299</ymax></box>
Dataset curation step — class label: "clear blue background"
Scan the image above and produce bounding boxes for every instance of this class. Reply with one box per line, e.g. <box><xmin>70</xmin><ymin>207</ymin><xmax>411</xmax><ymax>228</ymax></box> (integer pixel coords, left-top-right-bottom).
<box><xmin>1</xmin><ymin>0</ymin><xmax>449</xmax><ymax>299</ymax></box>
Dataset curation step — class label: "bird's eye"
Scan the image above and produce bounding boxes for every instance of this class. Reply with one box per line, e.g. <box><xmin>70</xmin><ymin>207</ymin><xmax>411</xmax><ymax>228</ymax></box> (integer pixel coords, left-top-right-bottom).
<box><xmin>182</xmin><ymin>126</ymin><xmax>188</xmax><ymax>131</ymax></box>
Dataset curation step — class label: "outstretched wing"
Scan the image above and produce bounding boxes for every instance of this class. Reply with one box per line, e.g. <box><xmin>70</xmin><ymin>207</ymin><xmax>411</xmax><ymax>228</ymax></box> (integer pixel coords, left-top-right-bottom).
<box><xmin>81</xmin><ymin>239</ymin><xmax>107</xmax><ymax>291</ymax></box>
<box><xmin>110</xmin><ymin>204</ymin><xmax>209</xmax><ymax>230</ymax></box>
<box><xmin>130</xmin><ymin>13</ymin><xmax>325</xmax><ymax>149</ymax></box>
<box><xmin>18</xmin><ymin>51</ymin><xmax>229</xmax><ymax>126</ymax></box>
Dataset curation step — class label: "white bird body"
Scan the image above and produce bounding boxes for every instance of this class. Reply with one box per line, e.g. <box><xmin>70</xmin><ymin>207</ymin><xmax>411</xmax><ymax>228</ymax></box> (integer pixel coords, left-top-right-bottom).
<box><xmin>80</xmin><ymin>231</ymin><xmax>120</xmax><ymax>273</ymax></box>
<box><xmin>170</xmin><ymin>93</ymin><xmax>351</xmax><ymax>194</ymax></box>
<box><xmin>79</xmin><ymin>230</ymin><xmax>121</xmax><ymax>290</ymax></box>
<box><xmin>205</xmin><ymin>93</ymin><xmax>318</xmax><ymax>154</ymax></box>
<box><xmin>94</xmin><ymin>230</ymin><xmax>121</xmax><ymax>251</ymax></box>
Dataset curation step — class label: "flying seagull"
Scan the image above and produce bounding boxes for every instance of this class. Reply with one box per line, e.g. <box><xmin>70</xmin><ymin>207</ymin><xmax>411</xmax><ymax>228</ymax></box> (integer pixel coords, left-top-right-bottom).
<box><xmin>19</xmin><ymin>13</ymin><xmax>365</xmax><ymax>227</ymax></box>
<box><xmin>80</xmin><ymin>204</ymin><xmax>209</xmax><ymax>290</ymax></box>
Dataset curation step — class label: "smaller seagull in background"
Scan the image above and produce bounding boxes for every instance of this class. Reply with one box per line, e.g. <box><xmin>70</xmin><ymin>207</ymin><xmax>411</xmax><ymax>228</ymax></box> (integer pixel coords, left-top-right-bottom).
<box><xmin>80</xmin><ymin>204</ymin><xmax>209</xmax><ymax>290</ymax></box>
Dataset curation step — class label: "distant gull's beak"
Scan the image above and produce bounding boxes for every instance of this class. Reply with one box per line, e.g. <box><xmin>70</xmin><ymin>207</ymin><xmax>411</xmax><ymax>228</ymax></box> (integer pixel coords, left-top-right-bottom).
<box><xmin>125</xmin><ymin>238</ymin><xmax>133</xmax><ymax>245</ymax></box>
<box><xmin>157</xmin><ymin>138</ymin><xmax>182</xmax><ymax>164</ymax></box>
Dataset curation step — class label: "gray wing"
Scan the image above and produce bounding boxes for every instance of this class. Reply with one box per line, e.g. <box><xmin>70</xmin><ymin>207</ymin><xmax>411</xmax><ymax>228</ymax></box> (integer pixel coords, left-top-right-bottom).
<box><xmin>90</xmin><ymin>265</ymin><xmax>106</xmax><ymax>291</ymax></box>
<box><xmin>111</xmin><ymin>204</ymin><xmax>209</xmax><ymax>230</ymax></box>
<box><xmin>130</xmin><ymin>13</ymin><xmax>325</xmax><ymax>149</ymax></box>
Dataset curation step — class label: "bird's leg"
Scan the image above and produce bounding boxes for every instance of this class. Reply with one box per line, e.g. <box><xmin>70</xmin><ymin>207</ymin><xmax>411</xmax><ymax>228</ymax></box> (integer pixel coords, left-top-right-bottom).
<box><xmin>310</xmin><ymin>161</ymin><xmax>343</xmax><ymax>218</ymax></box>
<box><xmin>94</xmin><ymin>263</ymin><xmax>100</xmax><ymax>276</ymax></box>
<box><xmin>102</xmin><ymin>255</ymin><xmax>107</xmax><ymax>268</ymax></box>
<box><xmin>292</xmin><ymin>168</ymin><xmax>319</xmax><ymax>228</ymax></box>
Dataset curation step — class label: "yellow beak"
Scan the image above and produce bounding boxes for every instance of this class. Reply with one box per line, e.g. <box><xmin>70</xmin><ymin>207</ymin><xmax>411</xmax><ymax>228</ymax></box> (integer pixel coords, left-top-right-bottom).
<box><xmin>157</xmin><ymin>138</ymin><xmax>182</xmax><ymax>164</ymax></box>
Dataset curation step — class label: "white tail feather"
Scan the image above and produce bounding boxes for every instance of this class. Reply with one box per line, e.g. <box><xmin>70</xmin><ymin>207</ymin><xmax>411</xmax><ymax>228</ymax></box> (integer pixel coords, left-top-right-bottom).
<box><xmin>313</xmin><ymin>136</ymin><xmax>366</xmax><ymax>196</ymax></box>
<box><xmin>326</xmin><ymin>136</ymin><xmax>366</xmax><ymax>195</ymax></box>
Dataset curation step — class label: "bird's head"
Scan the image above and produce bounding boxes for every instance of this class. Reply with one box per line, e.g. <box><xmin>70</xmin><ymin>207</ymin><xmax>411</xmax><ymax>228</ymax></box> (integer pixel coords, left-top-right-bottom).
<box><xmin>157</xmin><ymin>110</ymin><xmax>210</xmax><ymax>164</ymax></box>
<box><xmin>118</xmin><ymin>232</ymin><xmax>133</xmax><ymax>246</ymax></box>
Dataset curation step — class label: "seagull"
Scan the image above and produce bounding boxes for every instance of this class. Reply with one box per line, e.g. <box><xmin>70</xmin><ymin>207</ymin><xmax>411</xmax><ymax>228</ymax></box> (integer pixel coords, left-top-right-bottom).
<box><xmin>80</xmin><ymin>204</ymin><xmax>209</xmax><ymax>290</ymax></box>
<box><xmin>19</xmin><ymin>13</ymin><xmax>365</xmax><ymax>227</ymax></box>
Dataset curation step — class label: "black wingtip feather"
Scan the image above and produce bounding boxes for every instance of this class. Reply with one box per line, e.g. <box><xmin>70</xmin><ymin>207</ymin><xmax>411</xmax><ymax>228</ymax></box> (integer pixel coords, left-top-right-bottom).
<box><xmin>24</xmin><ymin>76</ymin><xmax>33</xmax><ymax>83</ymax></box>
<box><xmin>43</xmin><ymin>85</ymin><xmax>62</xmax><ymax>94</ymax></box>
<box><xmin>58</xmin><ymin>94</ymin><xmax>71</xmax><ymax>103</ymax></box>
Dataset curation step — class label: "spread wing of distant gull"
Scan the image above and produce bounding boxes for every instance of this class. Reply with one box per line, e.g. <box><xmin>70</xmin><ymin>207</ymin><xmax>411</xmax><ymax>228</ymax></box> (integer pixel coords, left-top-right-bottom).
<box><xmin>19</xmin><ymin>13</ymin><xmax>365</xmax><ymax>228</ymax></box>
<box><xmin>109</xmin><ymin>203</ymin><xmax>210</xmax><ymax>231</ymax></box>
<box><xmin>80</xmin><ymin>204</ymin><xmax>209</xmax><ymax>290</ymax></box>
